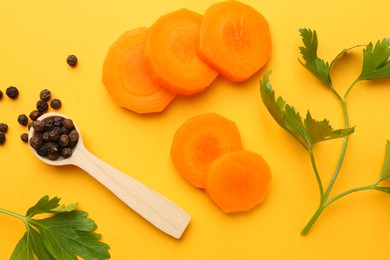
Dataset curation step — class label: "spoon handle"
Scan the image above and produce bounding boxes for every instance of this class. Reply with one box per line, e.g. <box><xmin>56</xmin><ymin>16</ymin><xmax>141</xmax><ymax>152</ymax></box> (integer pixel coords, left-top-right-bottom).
<box><xmin>71</xmin><ymin>146</ymin><xmax>191</xmax><ymax>239</ymax></box>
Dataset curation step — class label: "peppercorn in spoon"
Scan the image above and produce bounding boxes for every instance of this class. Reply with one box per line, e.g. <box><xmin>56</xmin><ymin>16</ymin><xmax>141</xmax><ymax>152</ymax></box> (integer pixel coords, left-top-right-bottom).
<box><xmin>28</xmin><ymin>112</ymin><xmax>191</xmax><ymax>239</ymax></box>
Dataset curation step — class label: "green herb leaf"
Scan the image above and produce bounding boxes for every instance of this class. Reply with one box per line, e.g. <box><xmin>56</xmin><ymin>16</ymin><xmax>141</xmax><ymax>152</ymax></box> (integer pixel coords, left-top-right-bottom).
<box><xmin>11</xmin><ymin>228</ymin><xmax>52</xmax><ymax>260</ymax></box>
<box><xmin>304</xmin><ymin>111</ymin><xmax>355</xmax><ymax>144</ymax></box>
<box><xmin>9</xmin><ymin>196</ymin><xmax>110</xmax><ymax>260</ymax></box>
<box><xmin>358</xmin><ymin>38</ymin><xmax>390</xmax><ymax>81</ymax></box>
<box><xmin>260</xmin><ymin>72</ymin><xmax>354</xmax><ymax>150</ymax></box>
<box><xmin>26</xmin><ymin>195</ymin><xmax>78</xmax><ymax>217</ymax></box>
<box><xmin>379</xmin><ymin>140</ymin><xmax>390</xmax><ymax>181</ymax></box>
<box><xmin>30</xmin><ymin>210</ymin><xmax>110</xmax><ymax>260</ymax></box>
<box><xmin>298</xmin><ymin>28</ymin><xmax>332</xmax><ymax>87</ymax></box>
<box><xmin>26</xmin><ymin>195</ymin><xmax>59</xmax><ymax>217</ymax></box>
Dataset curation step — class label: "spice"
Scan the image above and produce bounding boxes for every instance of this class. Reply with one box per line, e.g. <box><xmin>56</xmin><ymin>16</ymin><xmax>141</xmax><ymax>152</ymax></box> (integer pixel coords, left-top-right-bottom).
<box><xmin>66</xmin><ymin>54</ymin><xmax>78</xmax><ymax>67</ymax></box>
<box><xmin>62</xmin><ymin>118</ymin><xmax>74</xmax><ymax>129</ymax></box>
<box><xmin>21</xmin><ymin>133</ymin><xmax>28</xmax><ymax>143</ymax></box>
<box><xmin>39</xmin><ymin>89</ymin><xmax>51</xmax><ymax>101</ymax></box>
<box><xmin>0</xmin><ymin>123</ymin><xmax>8</xmax><ymax>133</ymax></box>
<box><xmin>61</xmin><ymin>147</ymin><xmax>73</xmax><ymax>158</ymax></box>
<box><xmin>29</xmin><ymin>110</ymin><xmax>42</xmax><ymax>121</ymax></box>
<box><xmin>17</xmin><ymin>114</ymin><xmax>28</xmax><ymax>126</ymax></box>
<box><xmin>29</xmin><ymin>116</ymin><xmax>79</xmax><ymax>160</ymax></box>
<box><xmin>32</xmin><ymin>120</ymin><xmax>45</xmax><ymax>132</ymax></box>
<box><xmin>29</xmin><ymin>135</ymin><xmax>41</xmax><ymax>149</ymax></box>
<box><xmin>68</xmin><ymin>130</ymin><xmax>79</xmax><ymax>143</ymax></box>
<box><xmin>0</xmin><ymin>90</ymin><xmax>3</xmax><ymax>99</ymax></box>
<box><xmin>0</xmin><ymin>133</ymin><xmax>5</xmax><ymax>144</ymax></box>
<box><xmin>36</xmin><ymin>100</ymin><xmax>49</xmax><ymax>112</ymax></box>
<box><xmin>59</xmin><ymin>134</ymin><xmax>70</xmax><ymax>147</ymax></box>
<box><xmin>50</xmin><ymin>99</ymin><xmax>62</xmax><ymax>109</ymax></box>
<box><xmin>6</xmin><ymin>86</ymin><xmax>19</xmax><ymax>99</ymax></box>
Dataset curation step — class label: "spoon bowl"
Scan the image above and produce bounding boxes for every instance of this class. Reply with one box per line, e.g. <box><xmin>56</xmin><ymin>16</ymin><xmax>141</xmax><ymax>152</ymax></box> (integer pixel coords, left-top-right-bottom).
<box><xmin>28</xmin><ymin>112</ymin><xmax>83</xmax><ymax>166</ymax></box>
<box><xmin>28</xmin><ymin>112</ymin><xmax>191</xmax><ymax>239</ymax></box>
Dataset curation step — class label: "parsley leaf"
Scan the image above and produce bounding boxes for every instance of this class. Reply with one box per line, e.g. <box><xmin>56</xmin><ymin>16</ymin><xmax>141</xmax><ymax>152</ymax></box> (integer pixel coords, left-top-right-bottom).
<box><xmin>260</xmin><ymin>71</ymin><xmax>354</xmax><ymax>150</ymax></box>
<box><xmin>6</xmin><ymin>195</ymin><xmax>110</xmax><ymax>260</ymax></box>
<box><xmin>358</xmin><ymin>38</ymin><xmax>390</xmax><ymax>81</ymax></box>
<box><xmin>26</xmin><ymin>195</ymin><xmax>77</xmax><ymax>217</ymax></box>
<box><xmin>298</xmin><ymin>28</ymin><xmax>332</xmax><ymax>87</ymax></box>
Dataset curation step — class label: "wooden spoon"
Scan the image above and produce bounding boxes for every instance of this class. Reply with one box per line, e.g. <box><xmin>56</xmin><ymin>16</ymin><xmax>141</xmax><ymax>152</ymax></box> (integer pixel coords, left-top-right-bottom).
<box><xmin>28</xmin><ymin>112</ymin><xmax>190</xmax><ymax>239</ymax></box>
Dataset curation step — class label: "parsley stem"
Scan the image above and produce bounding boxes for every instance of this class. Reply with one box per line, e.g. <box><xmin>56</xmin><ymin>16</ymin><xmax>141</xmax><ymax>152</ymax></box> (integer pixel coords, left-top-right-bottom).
<box><xmin>344</xmin><ymin>78</ymin><xmax>361</xmax><ymax>99</ymax></box>
<box><xmin>0</xmin><ymin>208</ymin><xmax>29</xmax><ymax>230</ymax></box>
<box><xmin>300</xmin><ymin>205</ymin><xmax>324</xmax><ymax>235</ymax></box>
<box><xmin>325</xmin><ymin>183</ymin><xmax>378</xmax><ymax>207</ymax></box>
<box><xmin>301</xmin><ymin>183</ymin><xmax>377</xmax><ymax>235</ymax></box>
<box><xmin>309</xmin><ymin>148</ymin><xmax>324</xmax><ymax>199</ymax></box>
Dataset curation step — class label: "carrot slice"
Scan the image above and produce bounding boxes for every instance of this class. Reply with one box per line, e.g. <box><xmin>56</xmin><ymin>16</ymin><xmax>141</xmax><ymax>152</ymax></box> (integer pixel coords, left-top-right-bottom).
<box><xmin>102</xmin><ymin>27</ymin><xmax>176</xmax><ymax>114</ymax></box>
<box><xmin>198</xmin><ymin>1</ymin><xmax>272</xmax><ymax>82</ymax></box>
<box><xmin>205</xmin><ymin>150</ymin><xmax>272</xmax><ymax>213</ymax></box>
<box><xmin>144</xmin><ymin>8</ymin><xmax>219</xmax><ymax>95</ymax></box>
<box><xmin>171</xmin><ymin>113</ymin><xmax>243</xmax><ymax>188</ymax></box>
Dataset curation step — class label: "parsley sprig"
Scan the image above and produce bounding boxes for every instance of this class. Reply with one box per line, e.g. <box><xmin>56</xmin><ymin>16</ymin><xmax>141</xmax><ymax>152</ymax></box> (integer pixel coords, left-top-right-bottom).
<box><xmin>260</xmin><ymin>28</ymin><xmax>390</xmax><ymax>235</ymax></box>
<box><xmin>0</xmin><ymin>195</ymin><xmax>110</xmax><ymax>259</ymax></box>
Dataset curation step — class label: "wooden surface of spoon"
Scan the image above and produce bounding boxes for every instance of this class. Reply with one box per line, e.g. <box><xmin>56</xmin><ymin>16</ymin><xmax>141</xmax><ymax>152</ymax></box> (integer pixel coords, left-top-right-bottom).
<box><xmin>28</xmin><ymin>112</ymin><xmax>191</xmax><ymax>239</ymax></box>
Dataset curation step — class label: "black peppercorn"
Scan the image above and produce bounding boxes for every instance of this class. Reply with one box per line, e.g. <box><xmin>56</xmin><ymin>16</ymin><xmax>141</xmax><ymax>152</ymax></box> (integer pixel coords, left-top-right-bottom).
<box><xmin>36</xmin><ymin>100</ymin><xmax>49</xmax><ymax>112</ymax></box>
<box><xmin>59</xmin><ymin>134</ymin><xmax>70</xmax><ymax>147</ymax></box>
<box><xmin>62</xmin><ymin>118</ymin><xmax>74</xmax><ymax>129</ymax></box>
<box><xmin>50</xmin><ymin>99</ymin><xmax>62</xmax><ymax>109</ymax></box>
<box><xmin>0</xmin><ymin>90</ymin><xmax>3</xmax><ymax>99</ymax></box>
<box><xmin>0</xmin><ymin>133</ymin><xmax>5</xmax><ymax>144</ymax></box>
<box><xmin>21</xmin><ymin>133</ymin><xmax>29</xmax><ymax>143</ymax></box>
<box><xmin>29</xmin><ymin>135</ymin><xmax>42</xmax><ymax>149</ymax></box>
<box><xmin>48</xmin><ymin>127</ymin><xmax>61</xmax><ymax>142</ymax></box>
<box><xmin>61</xmin><ymin>147</ymin><xmax>73</xmax><ymax>158</ymax></box>
<box><xmin>53</xmin><ymin>116</ymin><xmax>64</xmax><ymax>127</ymax></box>
<box><xmin>44</xmin><ymin>118</ymin><xmax>54</xmax><ymax>130</ymax></box>
<box><xmin>0</xmin><ymin>123</ymin><xmax>8</xmax><ymax>133</ymax></box>
<box><xmin>6</xmin><ymin>86</ymin><xmax>19</xmax><ymax>99</ymax></box>
<box><xmin>66</xmin><ymin>54</ymin><xmax>78</xmax><ymax>67</ymax></box>
<box><xmin>39</xmin><ymin>89</ymin><xmax>51</xmax><ymax>101</ymax></box>
<box><xmin>29</xmin><ymin>110</ymin><xmax>42</xmax><ymax>121</ymax></box>
<box><xmin>37</xmin><ymin>144</ymin><xmax>48</xmax><ymax>156</ymax></box>
<box><xmin>68</xmin><ymin>130</ymin><xmax>79</xmax><ymax>143</ymax></box>
<box><xmin>32</xmin><ymin>120</ymin><xmax>45</xmax><ymax>132</ymax></box>
<box><xmin>17</xmin><ymin>114</ymin><xmax>29</xmax><ymax>126</ymax></box>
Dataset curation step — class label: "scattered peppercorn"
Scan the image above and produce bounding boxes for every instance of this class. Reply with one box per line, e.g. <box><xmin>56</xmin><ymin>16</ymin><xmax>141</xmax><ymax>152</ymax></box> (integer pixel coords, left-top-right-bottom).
<box><xmin>39</xmin><ymin>89</ymin><xmax>51</xmax><ymax>101</ymax></box>
<box><xmin>6</xmin><ymin>86</ymin><xmax>19</xmax><ymax>99</ymax></box>
<box><xmin>17</xmin><ymin>114</ymin><xmax>29</xmax><ymax>126</ymax></box>
<box><xmin>50</xmin><ymin>99</ymin><xmax>62</xmax><ymax>109</ymax></box>
<box><xmin>29</xmin><ymin>110</ymin><xmax>42</xmax><ymax>121</ymax></box>
<box><xmin>36</xmin><ymin>100</ymin><xmax>49</xmax><ymax>112</ymax></box>
<box><xmin>0</xmin><ymin>133</ymin><xmax>5</xmax><ymax>144</ymax></box>
<box><xmin>21</xmin><ymin>133</ymin><xmax>28</xmax><ymax>143</ymax></box>
<box><xmin>29</xmin><ymin>116</ymin><xmax>79</xmax><ymax>160</ymax></box>
<box><xmin>0</xmin><ymin>90</ymin><xmax>3</xmax><ymax>99</ymax></box>
<box><xmin>66</xmin><ymin>54</ymin><xmax>78</xmax><ymax>67</ymax></box>
<box><xmin>0</xmin><ymin>123</ymin><xmax>8</xmax><ymax>133</ymax></box>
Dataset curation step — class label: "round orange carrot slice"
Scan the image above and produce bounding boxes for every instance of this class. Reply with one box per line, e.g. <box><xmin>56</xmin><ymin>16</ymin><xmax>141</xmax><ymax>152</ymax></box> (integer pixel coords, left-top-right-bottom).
<box><xmin>205</xmin><ymin>150</ymin><xmax>272</xmax><ymax>213</ymax></box>
<box><xmin>144</xmin><ymin>9</ymin><xmax>219</xmax><ymax>95</ymax></box>
<box><xmin>198</xmin><ymin>1</ymin><xmax>272</xmax><ymax>82</ymax></box>
<box><xmin>102</xmin><ymin>27</ymin><xmax>176</xmax><ymax>113</ymax></box>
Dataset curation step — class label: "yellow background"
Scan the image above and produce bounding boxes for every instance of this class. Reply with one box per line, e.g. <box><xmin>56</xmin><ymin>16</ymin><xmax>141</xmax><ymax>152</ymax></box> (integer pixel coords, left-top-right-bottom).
<box><xmin>1</xmin><ymin>0</ymin><xmax>390</xmax><ymax>259</ymax></box>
